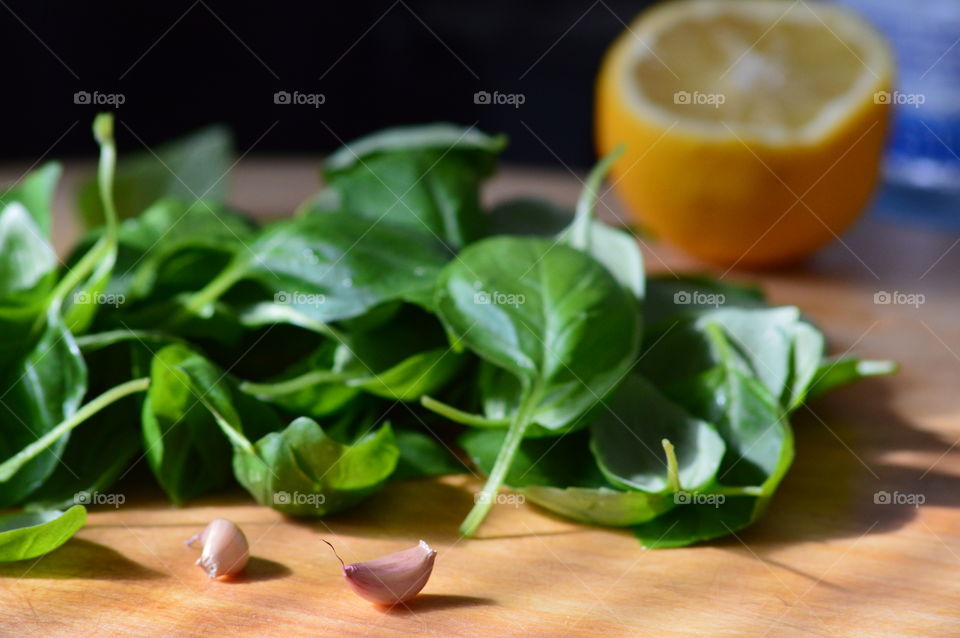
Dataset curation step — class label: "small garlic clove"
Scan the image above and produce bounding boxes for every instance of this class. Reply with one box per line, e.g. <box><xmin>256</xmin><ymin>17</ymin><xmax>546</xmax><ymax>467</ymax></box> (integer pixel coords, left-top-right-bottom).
<box><xmin>331</xmin><ymin>540</ymin><xmax>437</xmax><ymax>606</ymax></box>
<box><xmin>185</xmin><ymin>518</ymin><xmax>250</xmax><ymax>579</ymax></box>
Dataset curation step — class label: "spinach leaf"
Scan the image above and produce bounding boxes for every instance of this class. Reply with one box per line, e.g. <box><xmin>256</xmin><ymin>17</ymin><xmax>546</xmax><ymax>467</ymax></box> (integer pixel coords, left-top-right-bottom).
<box><xmin>805</xmin><ymin>356</ymin><xmax>898</xmax><ymax>401</ymax></box>
<box><xmin>319</xmin><ymin>123</ymin><xmax>507</xmax><ymax>249</ymax></box>
<box><xmin>347</xmin><ymin>348</ymin><xmax>465</xmax><ymax>402</ymax></box>
<box><xmin>0</xmin><ymin>506</ymin><xmax>86</xmax><ymax>561</ymax></box>
<box><xmin>461</xmin><ymin>429</ymin><xmax>673</xmax><ymax>526</ymax></box>
<box><xmin>212</xmin><ymin>413</ymin><xmax>399</xmax><ymax>517</ymax></box>
<box><xmin>634</xmin><ymin>322</ymin><xmax>795</xmax><ymax>546</ymax></box>
<box><xmin>0</xmin><ymin>162</ymin><xmax>61</xmax><ymax>237</ymax></box>
<box><xmin>25</xmin><ymin>338</ymin><xmax>153</xmax><ymax>510</ymax></box>
<box><xmin>77</xmin><ymin>124</ymin><xmax>233</xmax><ymax>226</ymax></box>
<box><xmin>631</xmin><ymin>495</ymin><xmax>760</xmax><ymax>548</ymax></box>
<box><xmin>0</xmin><ymin>309</ymin><xmax>87</xmax><ymax>507</ymax></box>
<box><xmin>0</xmin><ymin>202</ymin><xmax>57</xmax><ymax>304</ymax></box>
<box><xmin>425</xmin><ymin>176</ymin><xmax>645</xmax><ymax>435</ymax></box>
<box><xmin>25</xmin><ymin>400</ymin><xmax>140</xmax><ymax>512</ymax></box>
<box><xmin>334</xmin><ymin>305</ymin><xmax>467</xmax><ymax>401</ymax></box>
<box><xmin>694</xmin><ymin>307</ymin><xmax>824</xmax><ymax>411</ymax></box>
<box><xmin>238</xmin><ymin>341</ymin><xmax>360</xmax><ymax>418</ymax></box>
<box><xmin>141</xmin><ymin>344</ymin><xmax>282</xmax><ymax>504</ymax></box>
<box><xmin>642</xmin><ymin>298</ymin><xmax>826</xmax><ymax>413</ymax></box>
<box><xmin>590</xmin><ymin>375</ymin><xmax>725</xmax><ymax>493</ymax></box>
<box><xmin>181</xmin><ymin>212</ymin><xmax>450</xmax><ymax>325</ymax></box>
<box><xmin>489</xmin><ymin>198</ymin><xmax>645</xmax><ymax>301</ymax></box>
<box><xmin>68</xmin><ymin>197</ymin><xmax>255</xmax><ymax>305</ymax></box>
<box><xmin>488</xmin><ymin>149</ymin><xmax>644</xmax><ymax>302</ymax></box>
<box><xmin>434</xmin><ymin>236</ymin><xmax>640</xmax><ymax>534</ymax></box>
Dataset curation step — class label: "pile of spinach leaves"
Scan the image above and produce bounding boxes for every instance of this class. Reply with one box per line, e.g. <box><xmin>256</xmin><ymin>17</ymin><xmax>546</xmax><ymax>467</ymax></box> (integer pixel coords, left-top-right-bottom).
<box><xmin>0</xmin><ymin>114</ymin><xmax>894</xmax><ymax>559</ymax></box>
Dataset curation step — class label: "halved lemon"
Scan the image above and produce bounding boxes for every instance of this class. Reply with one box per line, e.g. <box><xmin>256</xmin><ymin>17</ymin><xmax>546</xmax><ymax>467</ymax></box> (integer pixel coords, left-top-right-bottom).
<box><xmin>596</xmin><ymin>0</ymin><xmax>892</xmax><ymax>267</ymax></box>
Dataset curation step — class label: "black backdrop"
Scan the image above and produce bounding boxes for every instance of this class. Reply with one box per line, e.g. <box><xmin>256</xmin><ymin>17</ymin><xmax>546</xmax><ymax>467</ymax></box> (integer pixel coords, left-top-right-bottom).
<box><xmin>1</xmin><ymin>0</ymin><xmax>656</xmax><ymax>167</ymax></box>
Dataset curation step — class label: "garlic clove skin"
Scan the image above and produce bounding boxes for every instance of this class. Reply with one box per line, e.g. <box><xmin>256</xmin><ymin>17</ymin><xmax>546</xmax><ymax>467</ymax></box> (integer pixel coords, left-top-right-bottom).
<box><xmin>342</xmin><ymin>540</ymin><xmax>437</xmax><ymax>606</ymax></box>
<box><xmin>185</xmin><ymin>518</ymin><xmax>250</xmax><ymax>579</ymax></box>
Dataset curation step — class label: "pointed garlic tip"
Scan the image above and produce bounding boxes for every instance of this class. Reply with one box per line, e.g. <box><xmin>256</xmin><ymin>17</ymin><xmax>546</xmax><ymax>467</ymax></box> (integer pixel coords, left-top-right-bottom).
<box><xmin>185</xmin><ymin>518</ymin><xmax>250</xmax><ymax>579</ymax></box>
<box><xmin>341</xmin><ymin>540</ymin><xmax>437</xmax><ymax>606</ymax></box>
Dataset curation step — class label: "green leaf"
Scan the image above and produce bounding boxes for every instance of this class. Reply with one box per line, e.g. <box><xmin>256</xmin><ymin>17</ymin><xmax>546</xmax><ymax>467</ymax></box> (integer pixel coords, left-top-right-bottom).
<box><xmin>461</xmin><ymin>428</ymin><xmax>606</xmax><ymax>489</ymax></box>
<box><xmin>590</xmin><ymin>375</ymin><xmax>726</xmax><ymax>493</ymax></box>
<box><xmin>67</xmin><ymin>198</ymin><xmax>255</xmax><ymax>305</ymax></box>
<box><xmin>435</xmin><ymin>235</ymin><xmax>640</xmax><ymax>534</ymax></box>
<box><xmin>489</xmin><ymin>197</ymin><xmax>644</xmax><ymax>301</ymax></box>
<box><xmin>461</xmin><ymin>429</ymin><xmax>672</xmax><ymax>526</ymax></box>
<box><xmin>24</xmin><ymin>337</ymin><xmax>152</xmax><ymax>510</ymax></box>
<box><xmin>77</xmin><ymin>124</ymin><xmax>234</xmax><ymax>227</ymax></box>
<box><xmin>335</xmin><ymin>305</ymin><xmax>466</xmax><ymax>401</ymax></box>
<box><xmin>694</xmin><ymin>307</ymin><xmax>825</xmax><ymax>410</ymax></box>
<box><xmin>141</xmin><ymin>344</ymin><xmax>281</xmax><ymax>504</ymax></box>
<box><xmin>0</xmin><ymin>506</ymin><xmax>87</xmax><ymax>561</ymax></box>
<box><xmin>320</xmin><ymin>123</ymin><xmax>507</xmax><ymax>249</ymax></box>
<box><xmin>436</xmin><ymin>237</ymin><xmax>638</xmax><ymax>396</ymax></box>
<box><xmin>631</xmin><ymin>495</ymin><xmax>758</xmax><ymax>548</ymax></box>
<box><xmin>633</xmin><ymin>323</ymin><xmax>796</xmax><ymax>547</ymax></box>
<box><xmin>805</xmin><ymin>356</ymin><xmax>898</xmax><ymax>401</ymax></box>
<box><xmin>0</xmin><ymin>162</ymin><xmax>61</xmax><ymax>237</ymax></box>
<box><xmin>238</xmin><ymin>342</ymin><xmax>360</xmax><ymax>419</ymax></box>
<box><xmin>184</xmin><ymin>212</ymin><xmax>450</xmax><ymax>325</ymax></box>
<box><xmin>348</xmin><ymin>348</ymin><xmax>466</xmax><ymax>402</ymax></box>
<box><xmin>230</xmin><ymin>417</ymin><xmax>399</xmax><ymax>517</ymax></box>
<box><xmin>0</xmin><ymin>202</ymin><xmax>56</xmax><ymax>304</ymax></box>
<box><xmin>0</xmin><ymin>309</ymin><xmax>87</xmax><ymax>507</ymax></box>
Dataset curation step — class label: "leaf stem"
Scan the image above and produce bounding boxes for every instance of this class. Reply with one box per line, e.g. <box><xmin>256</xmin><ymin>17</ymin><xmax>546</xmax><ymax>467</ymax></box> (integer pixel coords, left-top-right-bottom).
<box><xmin>239</xmin><ymin>369</ymin><xmax>354</xmax><ymax>398</ymax></box>
<box><xmin>93</xmin><ymin>113</ymin><xmax>119</xmax><ymax>232</ymax></box>
<box><xmin>566</xmin><ymin>144</ymin><xmax>625</xmax><ymax>249</ymax></box>
<box><xmin>75</xmin><ymin>329</ymin><xmax>183</xmax><ymax>353</ymax></box>
<box><xmin>420</xmin><ymin>395</ymin><xmax>510</xmax><ymax>428</ymax></box>
<box><xmin>709</xmin><ymin>485</ymin><xmax>764</xmax><ymax>497</ymax></box>
<box><xmin>46</xmin><ymin>113</ymin><xmax>120</xmax><ymax>328</ymax></box>
<box><xmin>177</xmin><ymin>257</ymin><xmax>247</xmax><ymax>318</ymax></box>
<box><xmin>662</xmin><ymin>438</ymin><xmax>682</xmax><ymax>493</ymax></box>
<box><xmin>0</xmin><ymin>377</ymin><xmax>150</xmax><ymax>482</ymax></box>
<box><xmin>460</xmin><ymin>385</ymin><xmax>539</xmax><ymax>537</ymax></box>
<box><xmin>197</xmin><ymin>395</ymin><xmax>257</xmax><ymax>455</ymax></box>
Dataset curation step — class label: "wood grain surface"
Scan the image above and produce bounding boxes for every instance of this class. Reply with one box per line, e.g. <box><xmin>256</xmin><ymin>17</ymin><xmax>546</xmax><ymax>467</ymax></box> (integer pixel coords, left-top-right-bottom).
<box><xmin>1</xmin><ymin>160</ymin><xmax>958</xmax><ymax>637</ymax></box>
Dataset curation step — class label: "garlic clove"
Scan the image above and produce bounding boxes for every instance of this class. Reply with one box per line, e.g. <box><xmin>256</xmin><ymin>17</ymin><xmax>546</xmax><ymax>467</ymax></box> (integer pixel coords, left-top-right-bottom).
<box><xmin>185</xmin><ymin>518</ymin><xmax>250</xmax><ymax>579</ymax></box>
<box><xmin>333</xmin><ymin>540</ymin><xmax>437</xmax><ymax>606</ymax></box>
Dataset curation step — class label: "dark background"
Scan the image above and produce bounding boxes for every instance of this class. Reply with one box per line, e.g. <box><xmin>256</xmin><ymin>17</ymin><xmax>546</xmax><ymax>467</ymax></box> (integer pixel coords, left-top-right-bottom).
<box><xmin>1</xmin><ymin>0</ymin><xmax>658</xmax><ymax>167</ymax></box>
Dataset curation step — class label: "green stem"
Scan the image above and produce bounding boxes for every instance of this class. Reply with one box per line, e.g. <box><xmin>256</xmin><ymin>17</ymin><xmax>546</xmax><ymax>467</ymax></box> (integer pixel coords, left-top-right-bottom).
<box><xmin>0</xmin><ymin>377</ymin><xmax>150</xmax><ymax>482</ymax></box>
<box><xmin>46</xmin><ymin>236</ymin><xmax>113</xmax><ymax>309</ymax></box>
<box><xmin>46</xmin><ymin>113</ymin><xmax>119</xmax><ymax>315</ymax></box>
<box><xmin>460</xmin><ymin>386</ymin><xmax>540</xmax><ymax>537</ymax></box>
<box><xmin>75</xmin><ymin>329</ymin><xmax>182</xmax><ymax>353</ymax></box>
<box><xmin>239</xmin><ymin>369</ymin><xmax>354</xmax><ymax>398</ymax></box>
<box><xmin>420</xmin><ymin>395</ymin><xmax>510</xmax><ymax>428</ymax></box>
<box><xmin>178</xmin><ymin>258</ymin><xmax>247</xmax><ymax>318</ymax></box>
<box><xmin>197</xmin><ymin>395</ymin><xmax>257</xmax><ymax>455</ymax></box>
<box><xmin>566</xmin><ymin>144</ymin><xmax>625</xmax><ymax>249</ymax></box>
<box><xmin>93</xmin><ymin>113</ymin><xmax>119</xmax><ymax>232</ymax></box>
<box><xmin>662</xmin><ymin>438</ymin><xmax>682</xmax><ymax>493</ymax></box>
<box><xmin>709</xmin><ymin>485</ymin><xmax>764</xmax><ymax>497</ymax></box>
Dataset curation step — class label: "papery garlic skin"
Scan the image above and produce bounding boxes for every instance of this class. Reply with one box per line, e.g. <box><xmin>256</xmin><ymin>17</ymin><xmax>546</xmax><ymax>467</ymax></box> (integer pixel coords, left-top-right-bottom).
<box><xmin>342</xmin><ymin>540</ymin><xmax>437</xmax><ymax>605</ymax></box>
<box><xmin>185</xmin><ymin>518</ymin><xmax>250</xmax><ymax>579</ymax></box>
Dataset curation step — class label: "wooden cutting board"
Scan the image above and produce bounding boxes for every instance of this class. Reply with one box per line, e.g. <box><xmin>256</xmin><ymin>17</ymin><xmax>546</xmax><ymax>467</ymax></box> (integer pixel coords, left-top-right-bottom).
<box><xmin>2</xmin><ymin>161</ymin><xmax>959</xmax><ymax>637</ymax></box>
